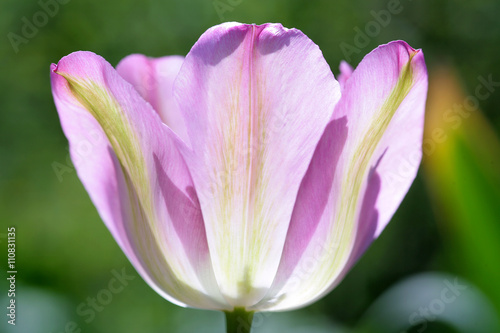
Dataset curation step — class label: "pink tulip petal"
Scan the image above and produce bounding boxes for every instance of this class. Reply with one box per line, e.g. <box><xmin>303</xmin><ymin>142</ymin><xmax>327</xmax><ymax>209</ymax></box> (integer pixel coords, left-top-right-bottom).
<box><xmin>116</xmin><ymin>54</ymin><xmax>188</xmax><ymax>142</ymax></box>
<box><xmin>174</xmin><ymin>23</ymin><xmax>341</xmax><ymax>306</ymax></box>
<box><xmin>51</xmin><ymin>52</ymin><xmax>228</xmax><ymax>310</ymax></box>
<box><xmin>338</xmin><ymin>60</ymin><xmax>354</xmax><ymax>89</ymax></box>
<box><xmin>257</xmin><ymin>41</ymin><xmax>427</xmax><ymax>311</ymax></box>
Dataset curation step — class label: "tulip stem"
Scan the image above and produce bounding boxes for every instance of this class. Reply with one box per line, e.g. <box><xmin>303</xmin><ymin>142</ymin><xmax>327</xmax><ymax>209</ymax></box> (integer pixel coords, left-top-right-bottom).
<box><xmin>224</xmin><ymin>307</ymin><xmax>254</xmax><ymax>333</ymax></box>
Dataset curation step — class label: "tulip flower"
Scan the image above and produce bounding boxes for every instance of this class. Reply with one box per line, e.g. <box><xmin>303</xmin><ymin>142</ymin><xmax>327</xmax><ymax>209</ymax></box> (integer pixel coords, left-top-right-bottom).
<box><xmin>51</xmin><ymin>22</ymin><xmax>427</xmax><ymax>332</ymax></box>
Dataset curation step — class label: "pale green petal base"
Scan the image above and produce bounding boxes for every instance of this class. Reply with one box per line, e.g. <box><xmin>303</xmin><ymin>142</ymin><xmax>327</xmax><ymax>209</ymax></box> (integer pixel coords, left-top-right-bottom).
<box><xmin>224</xmin><ymin>308</ymin><xmax>254</xmax><ymax>333</ymax></box>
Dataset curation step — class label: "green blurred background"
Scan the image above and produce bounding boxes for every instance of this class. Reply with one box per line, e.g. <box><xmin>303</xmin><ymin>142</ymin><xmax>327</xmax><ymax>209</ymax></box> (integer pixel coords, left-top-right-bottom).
<box><xmin>1</xmin><ymin>0</ymin><xmax>500</xmax><ymax>332</ymax></box>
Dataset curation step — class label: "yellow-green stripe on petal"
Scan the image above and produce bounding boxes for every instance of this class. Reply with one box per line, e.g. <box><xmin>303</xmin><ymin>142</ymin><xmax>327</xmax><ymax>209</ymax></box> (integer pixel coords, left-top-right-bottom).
<box><xmin>51</xmin><ymin>52</ymin><xmax>227</xmax><ymax>310</ymax></box>
<box><xmin>59</xmin><ymin>74</ymin><xmax>151</xmax><ymax>211</ymax></box>
<box><xmin>258</xmin><ymin>43</ymin><xmax>426</xmax><ymax>311</ymax></box>
<box><xmin>331</xmin><ymin>50</ymin><xmax>418</xmax><ymax>275</ymax></box>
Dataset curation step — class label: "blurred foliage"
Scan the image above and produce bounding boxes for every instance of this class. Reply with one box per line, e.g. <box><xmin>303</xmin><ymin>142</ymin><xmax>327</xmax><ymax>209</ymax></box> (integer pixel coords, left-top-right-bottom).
<box><xmin>423</xmin><ymin>66</ymin><xmax>500</xmax><ymax>313</ymax></box>
<box><xmin>357</xmin><ymin>272</ymin><xmax>500</xmax><ymax>333</ymax></box>
<box><xmin>1</xmin><ymin>0</ymin><xmax>500</xmax><ymax>332</ymax></box>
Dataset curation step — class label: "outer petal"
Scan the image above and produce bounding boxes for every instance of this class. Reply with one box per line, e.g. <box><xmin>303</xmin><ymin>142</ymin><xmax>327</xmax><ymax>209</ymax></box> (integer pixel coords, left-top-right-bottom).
<box><xmin>116</xmin><ymin>54</ymin><xmax>188</xmax><ymax>142</ymax></box>
<box><xmin>257</xmin><ymin>41</ymin><xmax>427</xmax><ymax>311</ymax></box>
<box><xmin>174</xmin><ymin>23</ymin><xmax>341</xmax><ymax>306</ymax></box>
<box><xmin>51</xmin><ymin>52</ymin><xmax>228</xmax><ymax>310</ymax></box>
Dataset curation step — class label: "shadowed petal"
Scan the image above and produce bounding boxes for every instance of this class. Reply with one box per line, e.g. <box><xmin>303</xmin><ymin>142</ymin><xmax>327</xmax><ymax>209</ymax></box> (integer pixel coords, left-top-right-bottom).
<box><xmin>257</xmin><ymin>41</ymin><xmax>427</xmax><ymax>311</ymax></box>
